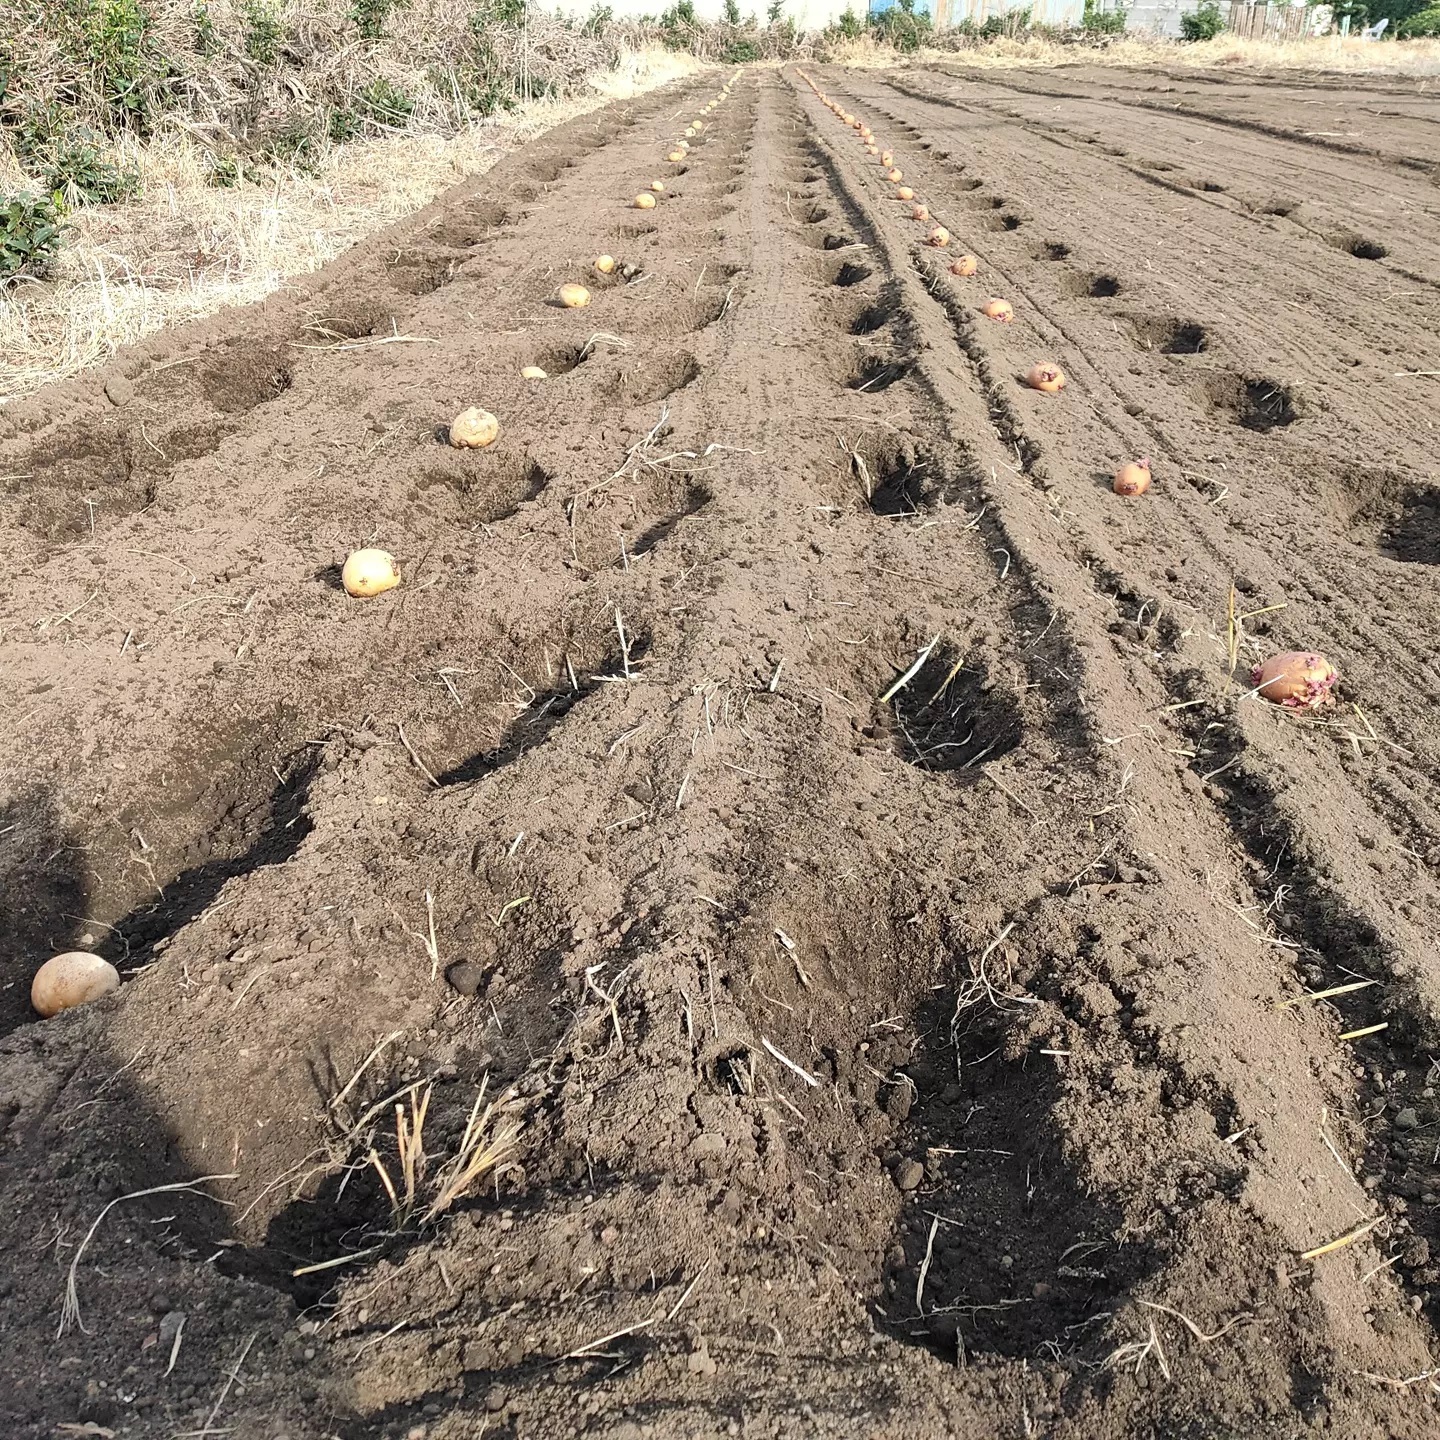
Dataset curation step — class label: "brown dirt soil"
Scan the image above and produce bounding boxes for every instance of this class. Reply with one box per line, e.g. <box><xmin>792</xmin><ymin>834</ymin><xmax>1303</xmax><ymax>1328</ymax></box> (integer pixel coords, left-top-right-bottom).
<box><xmin>2</xmin><ymin>59</ymin><xmax>1440</xmax><ymax>1439</ymax></box>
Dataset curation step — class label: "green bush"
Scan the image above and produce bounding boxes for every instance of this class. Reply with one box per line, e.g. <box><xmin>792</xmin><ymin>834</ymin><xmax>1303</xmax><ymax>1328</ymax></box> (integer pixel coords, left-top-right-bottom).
<box><xmin>1</xmin><ymin>193</ymin><xmax>69</xmax><ymax>283</ymax></box>
<box><xmin>44</xmin><ymin>133</ymin><xmax>141</xmax><ymax>205</ymax></box>
<box><xmin>242</xmin><ymin>1</ymin><xmax>285</xmax><ymax>63</ymax></box>
<box><xmin>1082</xmin><ymin>0</ymin><xmax>1127</xmax><ymax>33</ymax></box>
<box><xmin>262</xmin><ymin>115</ymin><xmax>323</xmax><ymax>169</ymax></box>
<box><xmin>1398</xmin><ymin>2</ymin><xmax>1440</xmax><ymax>31</ymax></box>
<box><xmin>722</xmin><ymin>38</ymin><xmax>760</xmax><ymax>60</ymax></box>
<box><xmin>1179</xmin><ymin>0</ymin><xmax>1225</xmax><ymax>38</ymax></box>
<box><xmin>192</xmin><ymin>1</ymin><xmax>219</xmax><ymax>55</ymax></box>
<box><xmin>830</xmin><ymin>6</ymin><xmax>864</xmax><ymax>37</ymax></box>
<box><xmin>872</xmin><ymin>0</ymin><xmax>932</xmax><ymax>52</ymax></box>
<box><xmin>356</xmin><ymin>78</ymin><xmax>414</xmax><ymax>127</ymax></box>
<box><xmin>207</xmin><ymin>150</ymin><xmax>240</xmax><ymax>187</ymax></box>
<box><xmin>582</xmin><ymin>4</ymin><xmax>614</xmax><ymax>35</ymax></box>
<box><xmin>351</xmin><ymin>0</ymin><xmax>405</xmax><ymax>39</ymax></box>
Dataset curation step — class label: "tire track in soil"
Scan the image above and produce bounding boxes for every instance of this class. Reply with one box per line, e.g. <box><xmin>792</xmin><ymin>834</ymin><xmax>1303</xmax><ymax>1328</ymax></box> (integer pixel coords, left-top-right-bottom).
<box><xmin>3</xmin><ymin>62</ymin><xmax>1440</xmax><ymax>1440</ymax></box>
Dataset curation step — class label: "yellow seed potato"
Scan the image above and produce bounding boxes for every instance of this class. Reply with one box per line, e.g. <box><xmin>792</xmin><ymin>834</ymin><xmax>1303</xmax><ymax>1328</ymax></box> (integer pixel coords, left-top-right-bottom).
<box><xmin>634</xmin><ymin>193</ymin><xmax>657</xmax><ymax>209</ymax></box>
<box><xmin>594</xmin><ymin>255</ymin><xmax>617</xmax><ymax>274</ymax></box>
<box><xmin>558</xmin><ymin>282</ymin><xmax>591</xmax><ymax>308</ymax></box>
<box><xmin>649</xmin><ymin>180</ymin><xmax>665</xmax><ymax>193</ymax></box>
<box><xmin>31</xmin><ymin>951</ymin><xmax>120</xmax><ymax>1018</ymax></box>
<box><xmin>521</xmin><ymin>365</ymin><xmax>548</xmax><ymax>379</ymax></box>
<box><xmin>448</xmin><ymin>407</ymin><xmax>500</xmax><ymax>449</ymax></box>
<box><xmin>342</xmin><ymin>548</ymin><xmax>401</xmax><ymax>597</ymax></box>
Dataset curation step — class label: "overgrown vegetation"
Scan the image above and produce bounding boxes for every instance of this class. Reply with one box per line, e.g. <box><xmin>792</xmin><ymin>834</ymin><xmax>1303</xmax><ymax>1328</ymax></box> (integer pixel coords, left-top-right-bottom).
<box><xmin>870</xmin><ymin>0</ymin><xmax>932</xmax><ymax>54</ymax></box>
<box><xmin>1180</xmin><ymin>1</ymin><xmax>1227</xmax><ymax>40</ymax></box>
<box><xmin>1398</xmin><ymin>2</ymin><xmax>1440</xmax><ymax>33</ymax></box>
<box><xmin>1</xmin><ymin>193</ymin><xmax>68</xmax><ymax>282</ymax></box>
<box><xmin>1082</xmin><ymin>0</ymin><xmax>1128</xmax><ymax>35</ymax></box>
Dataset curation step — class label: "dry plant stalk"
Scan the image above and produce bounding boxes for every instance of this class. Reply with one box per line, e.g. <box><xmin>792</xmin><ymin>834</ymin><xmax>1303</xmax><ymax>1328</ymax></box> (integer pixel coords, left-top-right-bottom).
<box><xmin>367</xmin><ymin>1079</ymin><xmax>520</xmax><ymax>1231</ymax></box>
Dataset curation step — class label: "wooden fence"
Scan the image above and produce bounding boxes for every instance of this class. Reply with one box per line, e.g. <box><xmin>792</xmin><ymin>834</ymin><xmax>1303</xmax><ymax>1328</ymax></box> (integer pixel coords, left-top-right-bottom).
<box><xmin>1226</xmin><ymin>2</ymin><xmax>1316</xmax><ymax>40</ymax></box>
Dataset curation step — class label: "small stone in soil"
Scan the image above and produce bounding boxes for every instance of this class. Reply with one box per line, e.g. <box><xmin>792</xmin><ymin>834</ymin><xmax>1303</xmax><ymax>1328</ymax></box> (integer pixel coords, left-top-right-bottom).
<box><xmin>893</xmin><ymin>1159</ymin><xmax>924</xmax><ymax>1191</ymax></box>
<box><xmin>446</xmin><ymin>961</ymin><xmax>487</xmax><ymax>997</ymax></box>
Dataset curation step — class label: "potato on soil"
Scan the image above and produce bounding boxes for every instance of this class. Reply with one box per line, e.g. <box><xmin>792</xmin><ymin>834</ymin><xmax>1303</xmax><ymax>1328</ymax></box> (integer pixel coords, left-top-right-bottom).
<box><xmin>1113</xmin><ymin>458</ymin><xmax>1151</xmax><ymax>495</ymax></box>
<box><xmin>981</xmin><ymin>298</ymin><xmax>1015</xmax><ymax>323</ymax></box>
<box><xmin>521</xmin><ymin>365</ymin><xmax>548</xmax><ymax>379</ymax></box>
<box><xmin>594</xmin><ymin>255</ymin><xmax>617</xmax><ymax>275</ymax></box>
<box><xmin>634</xmin><ymin>193</ymin><xmax>657</xmax><ymax>209</ymax></box>
<box><xmin>342</xmin><ymin>548</ymin><xmax>400</xmax><ymax>597</ymax></box>
<box><xmin>449</xmin><ymin>407</ymin><xmax>499</xmax><ymax>449</ymax></box>
<box><xmin>558</xmin><ymin>283</ymin><xmax>591</xmax><ymax>308</ymax></box>
<box><xmin>928</xmin><ymin>225</ymin><xmax>950</xmax><ymax>247</ymax></box>
<box><xmin>1025</xmin><ymin>362</ymin><xmax>1067</xmax><ymax>392</ymax></box>
<box><xmin>32</xmin><ymin>952</ymin><xmax>120</xmax><ymax>1018</ymax></box>
<box><xmin>950</xmin><ymin>254</ymin><xmax>978</xmax><ymax>276</ymax></box>
<box><xmin>1252</xmin><ymin>651</ymin><xmax>1337</xmax><ymax>709</ymax></box>
<box><xmin>896</xmin><ymin>186</ymin><xmax>914</xmax><ymax>202</ymax></box>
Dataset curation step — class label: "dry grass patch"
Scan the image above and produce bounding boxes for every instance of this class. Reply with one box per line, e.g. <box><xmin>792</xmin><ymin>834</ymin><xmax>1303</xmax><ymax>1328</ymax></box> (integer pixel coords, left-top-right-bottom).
<box><xmin>0</xmin><ymin>44</ymin><xmax>701</xmax><ymax>404</ymax></box>
<box><xmin>919</xmin><ymin>34</ymin><xmax>1440</xmax><ymax>75</ymax></box>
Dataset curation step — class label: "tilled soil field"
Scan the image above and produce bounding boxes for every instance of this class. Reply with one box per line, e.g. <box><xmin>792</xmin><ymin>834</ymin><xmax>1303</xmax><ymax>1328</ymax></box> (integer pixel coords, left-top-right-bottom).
<box><xmin>2</xmin><ymin>58</ymin><xmax>1440</xmax><ymax>1439</ymax></box>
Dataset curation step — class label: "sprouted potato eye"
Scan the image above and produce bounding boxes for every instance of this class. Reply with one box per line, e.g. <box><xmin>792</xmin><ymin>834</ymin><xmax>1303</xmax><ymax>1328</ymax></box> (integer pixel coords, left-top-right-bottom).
<box><xmin>1252</xmin><ymin>652</ymin><xmax>1338</xmax><ymax>709</ymax></box>
<box><xmin>1113</xmin><ymin>458</ymin><xmax>1152</xmax><ymax>496</ymax></box>
<box><xmin>342</xmin><ymin>548</ymin><xmax>400</xmax><ymax>597</ymax></box>
<box><xmin>1024</xmin><ymin>362</ymin><xmax>1067</xmax><ymax>393</ymax></box>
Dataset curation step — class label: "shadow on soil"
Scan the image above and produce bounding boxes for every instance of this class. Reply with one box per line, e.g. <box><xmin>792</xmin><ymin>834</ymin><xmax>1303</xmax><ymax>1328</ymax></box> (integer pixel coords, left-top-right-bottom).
<box><xmin>0</xmin><ymin>786</ymin><xmax>89</xmax><ymax>1036</ymax></box>
<box><xmin>874</xmin><ymin>993</ymin><xmax>1157</xmax><ymax>1364</ymax></box>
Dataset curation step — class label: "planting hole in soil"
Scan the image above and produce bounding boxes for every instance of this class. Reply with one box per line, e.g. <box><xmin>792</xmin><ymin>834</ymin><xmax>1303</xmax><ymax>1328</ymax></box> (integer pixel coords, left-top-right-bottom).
<box><xmin>1204</xmin><ymin>373</ymin><xmax>1299</xmax><ymax>431</ymax></box>
<box><xmin>1377</xmin><ymin>486</ymin><xmax>1440</xmax><ymax>564</ymax></box>
<box><xmin>1131</xmin><ymin>317</ymin><xmax>1208</xmax><ymax>354</ymax></box>
<box><xmin>1335</xmin><ymin>232</ymin><xmax>1389</xmax><ymax>261</ymax></box>
<box><xmin>848</xmin><ymin>356</ymin><xmax>910</xmax><ymax>394</ymax></box>
<box><xmin>880</xmin><ymin>644</ymin><xmax>1023</xmax><ymax>772</ymax></box>
<box><xmin>832</xmin><ymin>260</ymin><xmax>873</xmax><ymax>287</ymax></box>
